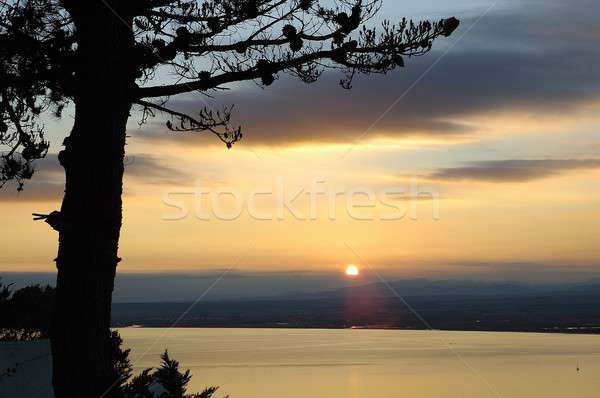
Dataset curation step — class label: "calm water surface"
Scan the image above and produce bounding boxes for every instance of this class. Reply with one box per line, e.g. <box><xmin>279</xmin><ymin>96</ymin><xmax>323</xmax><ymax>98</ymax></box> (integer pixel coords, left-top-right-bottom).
<box><xmin>118</xmin><ymin>328</ymin><xmax>600</xmax><ymax>398</ymax></box>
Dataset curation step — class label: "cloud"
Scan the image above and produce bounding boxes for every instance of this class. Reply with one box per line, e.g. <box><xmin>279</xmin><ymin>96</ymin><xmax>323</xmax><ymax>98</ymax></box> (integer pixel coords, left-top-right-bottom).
<box><xmin>0</xmin><ymin>153</ymin><xmax>192</xmax><ymax>202</ymax></box>
<box><xmin>132</xmin><ymin>0</ymin><xmax>600</xmax><ymax>146</ymax></box>
<box><xmin>451</xmin><ymin>261</ymin><xmax>600</xmax><ymax>283</ymax></box>
<box><xmin>125</xmin><ymin>154</ymin><xmax>192</xmax><ymax>185</ymax></box>
<box><xmin>0</xmin><ymin>182</ymin><xmax>64</xmax><ymax>203</ymax></box>
<box><xmin>430</xmin><ymin>159</ymin><xmax>600</xmax><ymax>182</ymax></box>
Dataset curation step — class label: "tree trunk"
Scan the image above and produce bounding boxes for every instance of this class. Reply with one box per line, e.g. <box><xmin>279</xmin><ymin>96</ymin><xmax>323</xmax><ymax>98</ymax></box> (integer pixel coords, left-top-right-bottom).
<box><xmin>50</xmin><ymin>4</ymin><xmax>135</xmax><ymax>397</ymax></box>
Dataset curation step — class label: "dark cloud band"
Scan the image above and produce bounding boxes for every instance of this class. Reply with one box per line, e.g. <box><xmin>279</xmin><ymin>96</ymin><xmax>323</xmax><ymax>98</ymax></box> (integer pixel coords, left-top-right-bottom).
<box><xmin>430</xmin><ymin>159</ymin><xmax>600</xmax><ymax>182</ymax></box>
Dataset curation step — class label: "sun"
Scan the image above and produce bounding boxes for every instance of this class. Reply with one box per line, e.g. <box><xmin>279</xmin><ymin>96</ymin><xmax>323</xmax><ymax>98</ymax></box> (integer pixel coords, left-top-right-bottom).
<box><xmin>345</xmin><ymin>264</ymin><xmax>360</xmax><ymax>277</ymax></box>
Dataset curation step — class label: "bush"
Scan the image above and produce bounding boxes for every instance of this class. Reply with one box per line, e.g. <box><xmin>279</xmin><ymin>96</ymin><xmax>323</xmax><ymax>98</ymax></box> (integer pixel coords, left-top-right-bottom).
<box><xmin>118</xmin><ymin>349</ymin><xmax>222</xmax><ymax>398</ymax></box>
<box><xmin>0</xmin><ymin>278</ymin><xmax>54</xmax><ymax>340</ymax></box>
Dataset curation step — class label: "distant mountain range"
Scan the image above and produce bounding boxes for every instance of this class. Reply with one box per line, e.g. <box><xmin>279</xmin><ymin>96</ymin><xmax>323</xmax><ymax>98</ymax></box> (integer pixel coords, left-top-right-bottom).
<box><xmin>259</xmin><ymin>278</ymin><xmax>600</xmax><ymax>301</ymax></box>
<box><xmin>112</xmin><ymin>278</ymin><xmax>600</xmax><ymax>333</ymax></box>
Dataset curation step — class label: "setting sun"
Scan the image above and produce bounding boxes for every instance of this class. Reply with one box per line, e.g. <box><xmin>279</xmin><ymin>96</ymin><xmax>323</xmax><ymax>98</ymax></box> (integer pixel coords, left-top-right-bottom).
<box><xmin>345</xmin><ymin>265</ymin><xmax>360</xmax><ymax>277</ymax></box>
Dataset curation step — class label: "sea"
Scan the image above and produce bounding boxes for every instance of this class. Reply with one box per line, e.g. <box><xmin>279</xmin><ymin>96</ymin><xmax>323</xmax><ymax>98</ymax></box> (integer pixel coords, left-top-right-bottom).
<box><xmin>118</xmin><ymin>328</ymin><xmax>600</xmax><ymax>398</ymax></box>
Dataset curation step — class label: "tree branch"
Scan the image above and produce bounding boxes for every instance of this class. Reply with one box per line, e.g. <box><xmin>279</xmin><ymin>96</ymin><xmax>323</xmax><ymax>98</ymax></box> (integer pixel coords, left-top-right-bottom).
<box><xmin>134</xmin><ymin>99</ymin><xmax>242</xmax><ymax>147</ymax></box>
<box><xmin>136</xmin><ymin>49</ymin><xmax>332</xmax><ymax>98</ymax></box>
<box><xmin>137</xmin><ymin>30</ymin><xmax>449</xmax><ymax>98</ymax></box>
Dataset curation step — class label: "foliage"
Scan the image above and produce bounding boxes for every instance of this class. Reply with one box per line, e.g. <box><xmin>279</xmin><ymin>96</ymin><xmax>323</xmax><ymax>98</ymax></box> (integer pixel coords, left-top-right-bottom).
<box><xmin>117</xmin><ymin>349</ymin><xmax>221</xmax><ymax>398</ymax></box>
<box><xmin>110</xmin><ymin>330</ymin><xmax>135</xmax><ymax>391</ymax></box>
<box><xmin>0</xmin><ymin>277</ymin><xmax>54</xmax><ymax>340</ymax></box>
<box><xmin>154</xmin><ymin>350</ymin><xmax>192</xmax><ymax>397</ymax></box>
<box><xmin>122</xmin><ymin>368</ymin><xmax>156</xmax><ymax>398</ymax></box>
<box><xmin>0</xmin><ymin>0</ymin><xmax>71</xmax><ymax>190</ymax></box>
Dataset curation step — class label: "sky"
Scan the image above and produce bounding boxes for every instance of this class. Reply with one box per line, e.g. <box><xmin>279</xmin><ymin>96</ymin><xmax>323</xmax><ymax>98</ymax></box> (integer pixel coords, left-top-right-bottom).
<box><xmin>1</xmin><ymin>0</ymin><xmax>600</xmax><ymax>287</ymax></box>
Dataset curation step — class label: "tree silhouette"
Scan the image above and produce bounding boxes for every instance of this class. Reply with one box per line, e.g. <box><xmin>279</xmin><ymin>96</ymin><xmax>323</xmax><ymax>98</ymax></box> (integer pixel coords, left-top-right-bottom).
<box><xmin>0</xmin><ymin>0</ymin><xmax>459</xmax><ymax>396</ymax></box>
<box><xmin>0</xmin><ymin>278</ymin><xmax>55</xmax><ymax>340</ymax></box>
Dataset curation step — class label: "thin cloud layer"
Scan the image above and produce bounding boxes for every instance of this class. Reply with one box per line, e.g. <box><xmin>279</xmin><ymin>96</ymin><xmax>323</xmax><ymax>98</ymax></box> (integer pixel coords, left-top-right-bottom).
<box><xmin>0</xmin><ymin>153</ymin><xmax>192</xmax><ymax>202</ymax></box>
<box><xmin>430</xmin><ymin>159</ymin><xmax>600</xmax><ymax>182</ymax></box>
<box><xmin>125</xmin><ymin>154</ymin><xmax>193</xmax><ymax>185</ymax></box>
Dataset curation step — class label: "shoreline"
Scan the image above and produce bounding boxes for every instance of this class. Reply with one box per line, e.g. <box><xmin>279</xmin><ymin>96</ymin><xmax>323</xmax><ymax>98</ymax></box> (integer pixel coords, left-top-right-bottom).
<box><xmin>114</xmin><ymin>324</ymin><xmax>600</xmax><ymax>335</ymax></box>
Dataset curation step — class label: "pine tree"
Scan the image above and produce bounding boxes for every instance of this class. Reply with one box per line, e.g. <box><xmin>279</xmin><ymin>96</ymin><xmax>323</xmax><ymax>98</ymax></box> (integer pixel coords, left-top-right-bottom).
<box><xmin>1</xmin><ymin>1</ymin><xmax>459</xmax><ymax>394</ymax></box>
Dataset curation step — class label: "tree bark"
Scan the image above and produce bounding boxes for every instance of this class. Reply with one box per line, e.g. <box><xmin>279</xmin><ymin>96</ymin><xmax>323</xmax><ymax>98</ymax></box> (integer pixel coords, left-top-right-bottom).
<box><xmin>50</xmin><ymin>3</ymin><xmax>135</xmax><ymax>397</ymax></box>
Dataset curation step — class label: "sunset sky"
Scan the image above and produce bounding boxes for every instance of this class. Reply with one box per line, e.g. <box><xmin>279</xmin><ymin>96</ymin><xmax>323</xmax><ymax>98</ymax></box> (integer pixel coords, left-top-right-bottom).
<box><xmin>2</xmin><ymin>0</ymin><xmax>600</xmax><ymax>284</ymax></box>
